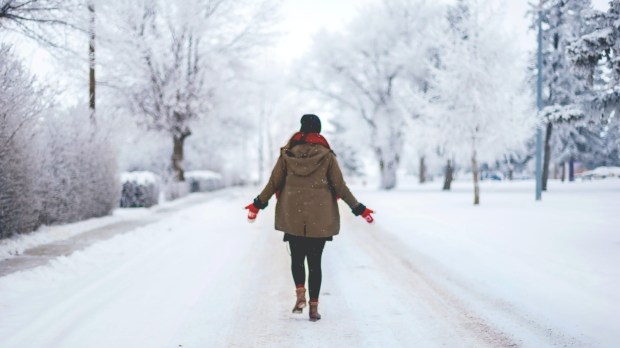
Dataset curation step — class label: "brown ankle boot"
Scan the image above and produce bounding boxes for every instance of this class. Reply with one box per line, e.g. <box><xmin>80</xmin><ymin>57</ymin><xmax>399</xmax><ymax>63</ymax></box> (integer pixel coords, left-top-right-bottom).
<box><xmin>292</xmin><ymin>287</ymin><xmax>307</xmax><ymax>313</ymax></box>
<box><xmin>309</xmin><ymin>301</ymin><xmax>321</xmax><ymax>321</ymax></box>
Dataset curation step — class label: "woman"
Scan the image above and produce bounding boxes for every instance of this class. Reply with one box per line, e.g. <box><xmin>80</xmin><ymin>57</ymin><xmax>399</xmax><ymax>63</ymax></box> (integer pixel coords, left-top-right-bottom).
<box><xmin>245</xmin><ymin>114</ymin><xmax>374</xmax><ymax>322</ymax></box>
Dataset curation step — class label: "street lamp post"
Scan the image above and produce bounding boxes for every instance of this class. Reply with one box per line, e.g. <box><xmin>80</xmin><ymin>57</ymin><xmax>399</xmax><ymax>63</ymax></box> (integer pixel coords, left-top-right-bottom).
<box><xmin>535</xmin><ymin>8</ymin><xmax>543</xmax><ymax>201</ymax></box>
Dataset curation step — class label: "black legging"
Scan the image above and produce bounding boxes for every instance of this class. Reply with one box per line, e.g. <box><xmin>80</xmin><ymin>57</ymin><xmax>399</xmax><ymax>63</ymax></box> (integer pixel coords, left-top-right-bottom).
<box><xmin>288</xmin><ymin>236</ymin><xmax>326</xmax><ymax>301</ymax></box>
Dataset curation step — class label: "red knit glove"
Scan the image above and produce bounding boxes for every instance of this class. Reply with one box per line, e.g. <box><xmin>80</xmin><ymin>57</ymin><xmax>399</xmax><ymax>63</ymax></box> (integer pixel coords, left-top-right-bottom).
<box><xmin>245</xmin><ymin>203</ymin><xmax>260</xmax><ymax>223</ymax></box>
<box><xmin>361</xmin><ymin>208</ymin><xmax>374</xmax><ymax>224</ymax></box>
<box><xmin>245</xmin><ymin>197</ymin><xmax>268</xmax><ymax>223</ymax></box>
<box><xmin>352</xmin><ymin>203</ymin><xmax>374</xmax><ymax>224</ymax></box>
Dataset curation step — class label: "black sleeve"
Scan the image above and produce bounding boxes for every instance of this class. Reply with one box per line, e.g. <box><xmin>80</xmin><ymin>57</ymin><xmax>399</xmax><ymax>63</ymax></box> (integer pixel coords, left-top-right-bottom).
<box><xmin>352</xmin><ymin>203</ymin><xmax>366</xmax><ymax>216</ymax></box>
<box><xmin>253</xmin><ymin>196</ymin><xmax>269</xmax><ymax>210</ymax></box>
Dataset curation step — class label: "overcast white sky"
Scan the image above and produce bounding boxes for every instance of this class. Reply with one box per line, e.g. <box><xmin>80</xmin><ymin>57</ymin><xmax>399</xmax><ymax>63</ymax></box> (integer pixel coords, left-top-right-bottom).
<box><xmin>273</xmin><ymin>0</ymin><xmax>612</xmax><ymax>65</ymax></box>
<box><xmin>17</xmin><ymin>0</ymin><xmax>613</xmax><ymax>88</ymax></box>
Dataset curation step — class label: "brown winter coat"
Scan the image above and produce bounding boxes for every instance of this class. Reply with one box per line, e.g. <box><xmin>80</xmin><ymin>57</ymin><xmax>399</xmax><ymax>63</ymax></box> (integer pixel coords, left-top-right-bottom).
<box><xmin>257</xmin><ymin>143</ymin><xmax>360</xmax><ymax>238</ymax></box>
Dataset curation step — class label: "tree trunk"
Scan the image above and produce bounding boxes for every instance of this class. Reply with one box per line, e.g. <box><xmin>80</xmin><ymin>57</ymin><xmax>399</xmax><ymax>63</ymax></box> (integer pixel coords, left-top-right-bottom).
<box><xmin>374</xmin><ymin>134</ymin><xmax>401</xmax><ymax>190</ymax></box>
<box><xmin>419</xmin><ymin>156</ymin><xmax>427</xmax><ymax>184</ymax></box>
<box><xmin>442</xmin><ymin>159</ymin><xmax>454</xmax><ymax>191</ymax></box>
<box><xmin>258</xmin><ymin>111</ymin><xmax>264</xmax><ymax>184</ymax></box>
<box><xmin>267</xmin><ymin>129</ymin><xmax>274</xmax><ymax>169</ymax></box>
<box><xmin>542</xmin><ymin>122</ymin><xmax>553</xmax><ymax>191</ymax></box>
<box><xmin>561</xmin><ymin>162</ymin><xmax>566</xmax><ymax>182</ymax></box>
<box><xmin>472</xmin><ymin>151</ymin><xmax>480</xmax><ymax>205</ymax></box>
<box><xmin>88</xmin><ymin>2</ymin><xmax>96</xmax><ymax>122</ymax></box>
<box><xmin>553</xmin><ymin>162</ymin><xmax>558</xmax><ymax>180</ymax></box>
<box><xmin>569</xmin><ymin>157</ymin><xmax>575</xmax><ymax>182</ymax></box>
<box><xmin>379</xmin><ymin>157</ymin><xmax>398</xmax><ymax>190</ymax></box>
<box><xmin>172</xmin><ymin>134</ymin><xmax>189</xmax><ymax>182</ymax></box>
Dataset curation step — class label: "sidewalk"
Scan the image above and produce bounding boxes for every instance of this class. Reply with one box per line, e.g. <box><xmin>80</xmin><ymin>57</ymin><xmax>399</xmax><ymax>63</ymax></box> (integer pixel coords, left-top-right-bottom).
<box><xmin>0</xmin><ymin>189</ymin><xmax>233</xmax><ymax>278</ymax></box>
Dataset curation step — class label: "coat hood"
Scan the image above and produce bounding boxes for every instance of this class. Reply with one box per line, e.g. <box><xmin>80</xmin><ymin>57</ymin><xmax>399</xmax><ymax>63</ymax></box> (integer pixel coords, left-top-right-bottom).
<box><xmin>282</xmin><ymin>143</ymin><xmax>332</xmax><ymax>177</ymax></box>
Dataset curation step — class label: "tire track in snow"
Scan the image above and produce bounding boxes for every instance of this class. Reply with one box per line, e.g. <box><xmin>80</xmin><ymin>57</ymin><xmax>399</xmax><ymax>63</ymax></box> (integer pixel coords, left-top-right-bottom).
<box><xmin>223</xmin><ymin>201</ymin><xmax>515</xmax><ymax>347</ymax></box>
<box><xmin>224</xmin><ymin>218</ymin><xmax>368</xmax><ymax>348</ymax></box>
<box><xmin>376</xmin><ymin>203</ymin><xmax>586</xmax><ymax>347</ymax></box>
<box><xmin>348</xmin><ymin>221</ymin><xmax>520</xmax><ymax>348</ymax></box>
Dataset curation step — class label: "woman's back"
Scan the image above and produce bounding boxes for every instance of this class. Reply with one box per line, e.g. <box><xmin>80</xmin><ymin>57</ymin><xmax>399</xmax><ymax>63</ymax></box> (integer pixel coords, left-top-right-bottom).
<box><xmin>257</xmin><ymin>142</ymin><xmax>359</xmax><ymax>238</ymax></box>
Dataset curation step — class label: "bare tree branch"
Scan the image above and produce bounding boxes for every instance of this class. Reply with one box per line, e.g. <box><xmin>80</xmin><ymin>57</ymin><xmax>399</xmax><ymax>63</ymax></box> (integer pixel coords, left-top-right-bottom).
<box><xmin>0</xmin><ymin>0</ymin><xmax>84</xmax><ymax>48</ymax></box>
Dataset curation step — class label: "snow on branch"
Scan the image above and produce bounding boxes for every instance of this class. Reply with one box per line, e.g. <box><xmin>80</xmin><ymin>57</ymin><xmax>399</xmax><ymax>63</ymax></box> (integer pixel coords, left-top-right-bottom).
<box><xmin>568</xmin><ymin>27</ymin><xmax>614</xmax><ymax>67</ymax></box>
<box><xmin>541</xmin><ymin>104</ymin><xmax>585</xmax><ymax>123</ymax></box>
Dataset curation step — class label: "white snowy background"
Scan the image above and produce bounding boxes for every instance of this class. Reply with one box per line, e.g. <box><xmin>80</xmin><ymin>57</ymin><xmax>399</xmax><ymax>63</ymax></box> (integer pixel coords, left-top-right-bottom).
<box><xmin>1</xmin><ymin>0</ymin><xmax>619</xmax><ymax>347</ymax></box>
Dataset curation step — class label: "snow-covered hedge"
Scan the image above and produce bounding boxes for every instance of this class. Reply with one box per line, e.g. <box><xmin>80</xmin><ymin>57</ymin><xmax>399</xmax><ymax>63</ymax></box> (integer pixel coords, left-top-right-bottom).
<box><xmin>0</xmin><ymin>44</ymin><xmax>41</xmax><ymax>237</ymax></box>
<box><xmin>36</xmin><ymin>110</ymin><xmax>120</xmax><ymax>226</ymax></box>
<box><xmin>120</xmin><ymin>172</ymin><xmax>160</xmax><ymax>208</ymax></box>
<box><xmin>163</xmin><ymin>180</ymin><xmax>190</xmax><ymax>201</ymax></box>
<box><xmin>1</xmin><ymin>46</ymin><xmax>119</xmax><ymax>238</ymax></box>
<box><xmin>185</xmin><ymin>171</ymin><xmax>224</xmax><ymax>192</ymax></box>
<box><xmin>1</xmin><ymin>109</ymin><xmax>120</xmax><ymax>237</ymax></box>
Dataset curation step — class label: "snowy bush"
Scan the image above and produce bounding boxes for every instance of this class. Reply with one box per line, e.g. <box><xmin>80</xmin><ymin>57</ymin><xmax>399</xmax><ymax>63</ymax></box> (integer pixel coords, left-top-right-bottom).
<box><xmin>185</xmin><ymin>171</ymin><xmax>224</xmax><ymax>193</ymax></box>
<box><xmin>0</xmin><ymin>45</ymin><xmax>46</xmax><ymax>238</ymax></box>
<box><xmin>578</xmin><ymin>166</ymin><xmax>620</xmax><ymax>180</ymax></box>
<box><xmin>163</xmin><ymin>180</ymin><xmax>190</xmax><ymax>201</ymax></box>
<box><xmin>120</xmin><ymin>172</ymin><xmax>160</xmax><ymax>208</ymax></box>
<box><xmin>36</xmin><ymin>107</ymin><xmax>120</xmax><ymax>225</ymax></box>
<box><xmin>0</xmin><ymin>44</ymin><xmax>119</xmax><ymax>238</ymax></box>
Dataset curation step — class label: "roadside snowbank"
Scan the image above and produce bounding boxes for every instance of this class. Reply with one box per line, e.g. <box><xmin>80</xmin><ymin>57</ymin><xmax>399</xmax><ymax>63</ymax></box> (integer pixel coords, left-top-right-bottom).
<box><xmin>0</xmin><ymin>209</ymin><xmax>149</xmax><ymax>261</ymax></box>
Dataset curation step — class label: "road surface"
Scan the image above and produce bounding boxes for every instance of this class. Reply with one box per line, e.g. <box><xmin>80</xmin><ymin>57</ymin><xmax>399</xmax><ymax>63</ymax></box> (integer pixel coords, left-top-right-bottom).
<box><xmin>2</xmin><ymin>183</ymin><xmax>617</xmax><ymax>347</ymax></box>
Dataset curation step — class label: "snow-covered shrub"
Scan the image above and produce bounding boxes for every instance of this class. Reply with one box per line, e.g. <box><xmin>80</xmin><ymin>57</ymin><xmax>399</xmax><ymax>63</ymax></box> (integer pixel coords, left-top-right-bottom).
<box><xmin>578</xmin><ymin>166</ymin><xmax>620</xmax><ymax>180</ymax></box>
<box><xmin>185</xmin><ymin>171</ymin><xmax>224</xmax><ymax>192</ymax></box>
<box><xmin>0</xmin><ymin>45</ymin><xmax>119</xmax><ymax>238</ymax></box>
<box><xmin>36</xmin><ymin>107</ymin><xmax>120</xmax><ymax>225</ymax></box>
<box><xmin>120</xmin><ymin>172</ymin><xmax>160</xmax><ymax>208</ymax></box>
<box><xmin>0</xmin><ymin>45</ymin><xmax>45</xmax><ymax>238</ymax></box>
<box><xmin>163</xmin><ymin>180</ymin><xmax>190</xmax><ymax>201</ymax></box>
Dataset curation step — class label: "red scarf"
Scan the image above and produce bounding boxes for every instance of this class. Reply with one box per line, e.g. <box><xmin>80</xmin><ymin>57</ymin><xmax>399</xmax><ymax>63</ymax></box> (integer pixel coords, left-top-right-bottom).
<box><xmin>289</xmin><ymin>132</ymin><xmax>331</xmax><ymax>149</ymax></box>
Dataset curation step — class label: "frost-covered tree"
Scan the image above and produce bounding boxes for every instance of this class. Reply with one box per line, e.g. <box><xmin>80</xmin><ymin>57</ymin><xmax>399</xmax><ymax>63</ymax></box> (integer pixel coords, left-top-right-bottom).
<box><xmin>569</xmin><ymin>0</ymin><xmax>620</xmax><ymax>107</ymax></box>
<box><xmin>105</xmin><ymin>0</ymin><xmax>276</xmax><ymax>182</ymax></box>
<box><xmin>394</xmin><ymin>0</ymin><xmax>444</xmax><ymax>185</ymax></box>
<box><xmin>328</xmin><ymin>117</ymin><xmax>364</xmax><ymax>178</ymax></box>
<box><xmin>411</xmin><ymin>0</ymin><xmax>462</xmax><ymax>190</ymax></box>
<box><xmin>299</xmin><ymin>0</ymin><xmax>441</xmax><ymax>190</ymax></box>
<box><xmin>428</xmin><ymin>0</ymin><xmax>535</xmax><ymax>205</ymax></box>
<box><xmin>568</xmin><ymin>0</ymin><xmax>620</xmax><ymax>166</ymax></box>
<box><xmin>532</xmin><ymin>0</ymin><xmax>594</xmax><ymax>187</ymax></box>
<box><xmin>0</xmin><ymin>44</ymin><xmax>46</xmax><ymax>237</ymax></box>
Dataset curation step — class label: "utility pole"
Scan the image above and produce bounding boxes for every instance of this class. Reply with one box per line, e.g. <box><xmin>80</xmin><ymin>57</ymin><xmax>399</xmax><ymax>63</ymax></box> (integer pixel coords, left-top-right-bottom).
<box><xmin>88</xmin><ymin>1</ymin><xmax>96</xmax><ymax>123</ymax></box>
<box><xmin>535</xmin><ymin>4</ymin><xmax>543</xmax><ymax>201</ymax></box>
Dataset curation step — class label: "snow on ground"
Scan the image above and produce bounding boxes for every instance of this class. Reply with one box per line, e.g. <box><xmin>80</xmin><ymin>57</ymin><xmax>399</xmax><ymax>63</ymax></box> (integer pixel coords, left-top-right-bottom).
<box><xmin>0</xmin><ymin>209</ymin><xmax>150</xmax><ymax>262</ymax></box>
<box><xmin>0</xmin><ymin>190</ymin><xmax>225</xmax><ymax>262</ymax></box>
<box><xmin>0</xmin><ymin>179</ymin><xmax>618</xmax><ymax>347</ymax></box>
<box><xmin>367</xmin><ymin>178</ymin><xmax>620</xmax><ymax>347</ymax></box>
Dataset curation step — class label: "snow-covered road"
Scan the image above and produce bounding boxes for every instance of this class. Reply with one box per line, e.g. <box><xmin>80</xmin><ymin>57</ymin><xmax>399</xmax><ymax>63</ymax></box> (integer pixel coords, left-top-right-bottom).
<box><xmin>0</xmin><ymin>181</ymin><xmax>618</xmax><ymax>347</ymax></box>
